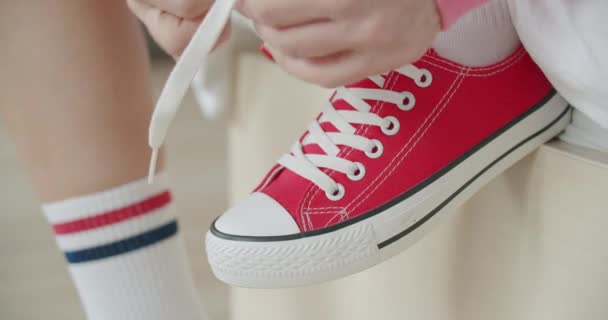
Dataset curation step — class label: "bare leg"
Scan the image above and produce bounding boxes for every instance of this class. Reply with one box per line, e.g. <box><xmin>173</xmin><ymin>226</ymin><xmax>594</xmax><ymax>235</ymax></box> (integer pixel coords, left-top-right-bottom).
<box><xmin>0</xmin><ymin>1</ymin><xmax>157</xmax><ymax>201</ymax></box>
<box><xmin>0</xmin><ymin>2</ymin><xmax>206</xmax><ymax>319</ymax></box>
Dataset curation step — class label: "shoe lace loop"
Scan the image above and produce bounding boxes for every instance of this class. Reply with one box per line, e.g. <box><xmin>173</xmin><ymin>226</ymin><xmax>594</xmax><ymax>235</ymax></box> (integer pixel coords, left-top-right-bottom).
<box><xmin>147</xmin><ymin>0</ymin><xmax>237</xmax><ymax>183</ymax></box>
<box><xmin>279</xmin><ymin>66</ymin><xmax>432</xmax><ymax>201</ymax></box>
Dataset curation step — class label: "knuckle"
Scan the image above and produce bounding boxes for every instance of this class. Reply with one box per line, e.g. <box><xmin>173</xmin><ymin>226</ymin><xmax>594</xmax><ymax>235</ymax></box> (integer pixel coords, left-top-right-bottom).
<box><xmin>251</xmin><ymin>5</ymin><xmax>275</xmax><ymax>24</ymax></box>
<box><xmin>173</xmin><ymin>0</ymin><xmax>208</xmax><ymax>18</ymax></box>
<box><xmin>278</xmin><ymin>42</ymin><xmax>303</xmax><ymax>58</ymax></box>
<box><xmin>397</xmin><ymin>46</ymin><xmax>426</xmax><ymax>65</ymax></box>
<box><xmin>281</xmin><ymin>60</ymin><xmax>316</xmax><ymax>85</ymax></box>
<box><xmin>161</xmin><ymin>37</ymin><xmax>188</xmax><ymax>57</ymax></box>
<box><xmin>362</xmin><ymin>17</ymin><xmax>394</xmax><ymax>46</ymax></box>
<box><xmin>317</xmin><ymin>74</ymin><xmax>343</xmax><ymax>88</ymax></box>
<box><xmin>318</xmin><ymin>79</ymin><xmax>337</xmax><ymax>89</ymax></box>
<box><xmin>150</xmin><ymin>28</ymin><xmax>189</xmax><ymax>57</ymax></box>
<box><xmin>280</xmin><ymin>57</ymin><xmax>340</xmax><ymax>88</ymax></box>
<box><xmin>331</xmin><ymin>0</ymin><xmax>356</xmax><ymax>16</ymax></box>
<box><xmin>126</xmin><ymin>0</ymin><xmax>138</xmax><ymax>13</ymax></box>
<box><xmin>126</xmin><ymin>0</ymin><xmax>152</xmax><ymax>21</ymax></box>
<box><xmin>259</xmin><ymin>29</ymin><xmax>304</xmax><ymax>58</ymax></box>
<box><xmin>359</xmin><ymin>19</ymin><xmax>379</xmax><ymax>41</ymax></box>
<box><xmin>410</xmin><ymin>48</ymin><xmax>427</xmax><ymax>62</ymax></box>
<box><xmin>303</xmin><ymin>68</ymin><xmax>336</xmax><ymax>87</ymax></box>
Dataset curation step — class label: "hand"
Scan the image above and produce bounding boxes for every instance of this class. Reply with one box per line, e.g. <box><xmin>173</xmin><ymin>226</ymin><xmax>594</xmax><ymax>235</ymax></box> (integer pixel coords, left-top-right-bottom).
<box><xmin>127</xmin><ymin>0</ymin><xmax>230</xmax><ymax>58</ymax></box>
<box><xmin>239</xmin><ymin>0</ymin><xmax>441</xmax><ymax>88</ymax></box>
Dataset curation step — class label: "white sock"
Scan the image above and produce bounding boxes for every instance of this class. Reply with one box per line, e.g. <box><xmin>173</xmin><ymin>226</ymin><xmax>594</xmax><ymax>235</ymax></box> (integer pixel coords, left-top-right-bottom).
<box><xmin>433</xmin><ymin>0</ymin><xmax>520</xmax><ymax>66</ymax></box>
<box><xmin>42</xmin><ymin>174</ymin><xmax>206</xmax><ymax>320</ymax></box>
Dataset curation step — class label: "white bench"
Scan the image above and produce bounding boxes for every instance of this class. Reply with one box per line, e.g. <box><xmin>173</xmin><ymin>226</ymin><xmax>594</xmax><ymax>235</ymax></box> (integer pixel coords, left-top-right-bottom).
<box><xmin>225</xmin><ymin>53</ymin><xmax>608</xmax><ymax>320</ymax></box>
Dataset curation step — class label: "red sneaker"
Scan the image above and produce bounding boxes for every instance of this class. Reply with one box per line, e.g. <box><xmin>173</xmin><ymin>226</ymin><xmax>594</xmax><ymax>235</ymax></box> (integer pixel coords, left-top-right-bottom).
<box><xmin>206</xmin><ymin>47</ymin><xmax>571</xmax><ymax>288</ymax></box>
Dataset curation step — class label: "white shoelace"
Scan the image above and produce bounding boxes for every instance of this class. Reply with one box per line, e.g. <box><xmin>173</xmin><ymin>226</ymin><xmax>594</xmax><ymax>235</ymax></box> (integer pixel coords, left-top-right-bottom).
<box><xmin>148</xmin><ymin>0</ymin><xmax>237</xmax><ymax>183</ymax></box>
<box><xmin>146</xmin><ymin>0</ymin><xmax>432</xmax><ymax>196</ymax></box>
<box><xmin>278</xmin><ymin>66</ymin><xmax>432</xmax><ymax>200</ymax></box>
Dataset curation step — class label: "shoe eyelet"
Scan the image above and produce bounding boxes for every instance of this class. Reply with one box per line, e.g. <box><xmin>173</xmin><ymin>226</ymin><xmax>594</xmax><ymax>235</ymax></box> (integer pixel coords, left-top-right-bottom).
<box><xmin>347</xmin><ymin>162</ymin><xmax>366</xmax><ymax>181</ymax></box>
<box><xmin>381</xmin><ymin>116</ymin><xmax>400</xmax><ymax>136</ymax></box>
<box><xmin>415</xmin><ymin>69</ymin><xmax>433</xmax><ymax>88</ymax></box>
<box><xmin>326</xmin><ymin>183</ymin><xmax>345</xmax><ymax>201</ymax></box>
<box><xmin>365</xmin><ymin>139</ymin><xmax>384</xmax><ymax>159</ymax></box>
<box><xmin>398</xmin><ymin>91</ymin><xmax>416</xmax><ymax>111</ymax></box>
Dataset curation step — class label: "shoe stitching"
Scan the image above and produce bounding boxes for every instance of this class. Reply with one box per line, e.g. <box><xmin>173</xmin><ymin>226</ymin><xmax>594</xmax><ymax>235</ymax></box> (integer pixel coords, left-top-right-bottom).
<box><xmin>423</xmin><ymin>47</ymin><xmax>525</xmax><ymax>71</ymax></box>
<box><xmin>345</xmin><ymin>70</ymin><xmax>469</xmax><ymax>215</ymax></box>
<box><xmin>326</xmin><ymin>208</ymin><xmax>349</xmax><ymax>226</ymax></box>
<box><xmin>306</xmin><ymin>206</ymin><xmax>346</xmax><ymax>211</ymax></box>
<box><xmin>299</xmin><ymin>74</ymin><xmax>400</xmax><ymax>227</ymax></box>
<box><xmin>315</xmin><ymin>70</ymin><xmax>467</xmax><ymax>220</ymax></box>
<box><xmin>339</xmin><ymin>52</ymin><xmax>525</xmax><ymax>214</ymax></box>
<box><xmin>254</xmin><ymin>164</ymin><xmax>283</xmax><ymax>192</ymax></box>
<box><xmin>299</xmin><ymin>51</ymin><xmax>524</xmax><ymax>227</ymax></box>
<box><xmin>421</xmin><ymin>51</ymin><xmax>525</xmax><ymax>77</ymax></box>
<box><xmin>301</xmin><ymin>72</ymin><xmax>402</xmax><ymax>222</ymax></box>
<box><xmin>310</xmin><ymin>69</ymin><xmax>463</xmax><ymax>224</ymax></box>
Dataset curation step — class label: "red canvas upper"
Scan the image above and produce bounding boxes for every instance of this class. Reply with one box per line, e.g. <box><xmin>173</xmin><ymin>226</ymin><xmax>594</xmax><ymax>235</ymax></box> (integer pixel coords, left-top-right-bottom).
<box><xmin>257</xmin><ymin>47</ymin><xmax>553</xmax><ymax>232</ymax></box>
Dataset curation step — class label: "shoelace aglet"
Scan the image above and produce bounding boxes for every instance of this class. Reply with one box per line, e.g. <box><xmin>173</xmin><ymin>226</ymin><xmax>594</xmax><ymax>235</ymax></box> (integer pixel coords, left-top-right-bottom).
<box><xmin>148</xmin><ymin>148</ymin><xmax>159</xmax><ymax>184</ymax></box>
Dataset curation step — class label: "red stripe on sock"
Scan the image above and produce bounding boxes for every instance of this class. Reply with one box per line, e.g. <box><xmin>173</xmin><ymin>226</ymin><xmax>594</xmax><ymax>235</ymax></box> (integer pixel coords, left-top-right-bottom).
<box><xmin>52</xmin><ymin>191</ymin><xmax>172</xmax><ymax>235</ymax></box>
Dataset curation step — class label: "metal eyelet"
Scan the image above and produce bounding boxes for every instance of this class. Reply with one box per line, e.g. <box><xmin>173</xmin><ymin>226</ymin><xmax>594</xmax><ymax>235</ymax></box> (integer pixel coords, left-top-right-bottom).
<box><xmin>347</xmin><ymin>162</ymin><xmax>366</xmax><ymax>181</ymax></box>
<box><xmin>365</xmin><ymin>139</ymin><xmax>384</xmax><ymax>159</ymax></box>
<box><xmin>415</xmin><ymin>69</ymin><xmax>433</xmax><ymax>88</ymax></box>
<box><xmin>398</xmin><ymin>91</ymin><xmax>416</xmax><ymax>111</ymax></box>
<box><xmin>326</xmin><ymin>183</ymin><xmax>345</xmax><ymax>201</ymax></box>
<box><xmin>381</xmin><ymin>116</ymin><xmax>400</xmax><ymax>136</ymax></box>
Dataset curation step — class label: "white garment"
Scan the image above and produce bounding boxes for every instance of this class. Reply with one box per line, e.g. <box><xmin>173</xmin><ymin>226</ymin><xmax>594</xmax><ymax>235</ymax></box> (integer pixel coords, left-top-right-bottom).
<box><xmin>508</xmin><ymin>0</ymin><xmax>608</xmax><ymax>151</ymax></box>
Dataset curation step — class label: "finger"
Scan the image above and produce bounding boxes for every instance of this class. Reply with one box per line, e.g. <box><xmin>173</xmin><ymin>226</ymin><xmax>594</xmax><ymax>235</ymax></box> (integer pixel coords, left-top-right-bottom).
<box><xmin>133</xmin><ymin>0</ymin><xmax>212</xmax><ymax>19</ymax></box>
<box><xmin>256</xmin><ymin>21</ymin><xmax>356</xmax><ymax>59</ymax></box>
<box><xmin>238</xmin><ymin>0</ymin><xmax>331</xmax><ymax>29</ymax></box>
<box><xmin>128</xmin><ymin>0</ymin><xmax>199</xmax><ymax>56</ymax></box>
<box><xmin>276</xmin><ymin>49</ymin><xmax>407</xmax><ymax>88</ymax></box>
<box><xmin>127</xmin><ymin>0</ymin><xmax>154</xmax><ymax>22</ymax></box>
<box><xmin>128</xmin><ymin>0</ymin><xmax>230</xmax><ymax>57</ymax></box>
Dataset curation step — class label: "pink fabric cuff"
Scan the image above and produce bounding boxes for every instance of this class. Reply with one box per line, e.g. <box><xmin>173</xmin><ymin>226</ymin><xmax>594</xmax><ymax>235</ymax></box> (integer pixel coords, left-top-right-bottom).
<box><xmin>435</xmin><ymin>0</ymin><xmax>489</xmax><ymax>29</ymax></box>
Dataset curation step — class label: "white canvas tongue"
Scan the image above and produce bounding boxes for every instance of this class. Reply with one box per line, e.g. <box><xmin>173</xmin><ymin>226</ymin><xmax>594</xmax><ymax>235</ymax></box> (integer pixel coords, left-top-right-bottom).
<box><xmin>147</xmin><ymin>0</ymin><xmax>237</xmax><ymax>183</ymax></box>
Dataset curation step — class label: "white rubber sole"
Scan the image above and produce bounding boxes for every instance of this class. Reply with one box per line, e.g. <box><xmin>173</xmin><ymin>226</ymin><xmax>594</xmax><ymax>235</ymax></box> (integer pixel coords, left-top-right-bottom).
<box><xmin>206</xmin><ymin>93</ymin><xmax>571</xmax><ymax>288</ymax></box>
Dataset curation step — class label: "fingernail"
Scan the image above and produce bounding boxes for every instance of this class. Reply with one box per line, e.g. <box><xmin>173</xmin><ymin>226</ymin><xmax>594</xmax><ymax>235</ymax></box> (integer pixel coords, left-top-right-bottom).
<box><xmin>260</xmin><ymin>44</ymin><xmax>275</xmax><ymax>62</ymax></box>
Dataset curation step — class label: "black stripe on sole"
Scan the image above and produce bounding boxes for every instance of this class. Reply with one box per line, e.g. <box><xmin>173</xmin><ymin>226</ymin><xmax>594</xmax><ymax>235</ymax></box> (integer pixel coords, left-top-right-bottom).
<box><xmin>378</xmin><ymin>104</ymin><xmax>572</xmax><ymax>249</ymax></box>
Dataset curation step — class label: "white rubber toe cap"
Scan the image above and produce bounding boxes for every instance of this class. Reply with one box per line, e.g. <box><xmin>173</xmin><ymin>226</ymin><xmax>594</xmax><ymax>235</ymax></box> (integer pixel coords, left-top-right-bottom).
<box><xmin>213</xmin><ymin>192</ymin><xmax>301</xmax><ymax>237</ymax></box>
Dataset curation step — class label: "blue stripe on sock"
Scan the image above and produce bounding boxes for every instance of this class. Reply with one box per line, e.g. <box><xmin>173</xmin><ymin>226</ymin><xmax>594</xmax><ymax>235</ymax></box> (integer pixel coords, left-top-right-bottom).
<box><xmin>64</xmin><ymin>221</ymin><xmax>178</xmax><ymax>263</ymax></box>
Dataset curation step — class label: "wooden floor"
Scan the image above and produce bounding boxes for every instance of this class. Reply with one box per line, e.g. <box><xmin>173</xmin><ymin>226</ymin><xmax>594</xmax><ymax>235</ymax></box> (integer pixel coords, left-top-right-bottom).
<box><xmin>0</xmin><ymin>63</ymin><xmax>230</xmax><ymax>320</ymax></box>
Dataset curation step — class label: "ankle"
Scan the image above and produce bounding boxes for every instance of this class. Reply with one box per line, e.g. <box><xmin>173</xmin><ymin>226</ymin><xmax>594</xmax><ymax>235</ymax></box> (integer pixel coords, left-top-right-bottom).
<box><xmin>432</xmin><ymin>0</ymin><xmax>520</xmax><ymax>66</ymax></box>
